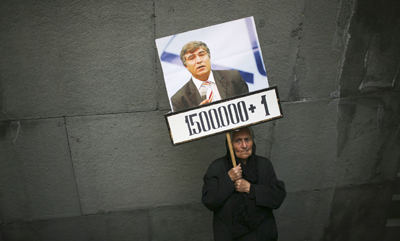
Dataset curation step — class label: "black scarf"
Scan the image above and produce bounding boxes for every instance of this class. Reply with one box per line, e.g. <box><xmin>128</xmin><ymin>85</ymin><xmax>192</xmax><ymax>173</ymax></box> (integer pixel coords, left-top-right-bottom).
<box><xmin>225</xmin><ymin>145</ymin><xmax>268</xmax><ymax>238</ymax></box>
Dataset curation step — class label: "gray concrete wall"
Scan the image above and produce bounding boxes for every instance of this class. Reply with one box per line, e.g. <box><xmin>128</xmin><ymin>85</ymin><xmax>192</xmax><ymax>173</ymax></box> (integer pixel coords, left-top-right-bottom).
<box><xmin>1</xmin><ymin>0</ymin><xmax>399</xmax><ymax>240</ymax></box>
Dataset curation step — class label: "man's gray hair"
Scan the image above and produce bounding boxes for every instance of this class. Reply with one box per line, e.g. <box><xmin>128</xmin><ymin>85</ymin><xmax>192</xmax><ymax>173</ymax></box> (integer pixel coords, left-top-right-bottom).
<box><xmin>180</xmin><ymin>41</ymin><xmax>211</xmax><ymax>66</ymax></box>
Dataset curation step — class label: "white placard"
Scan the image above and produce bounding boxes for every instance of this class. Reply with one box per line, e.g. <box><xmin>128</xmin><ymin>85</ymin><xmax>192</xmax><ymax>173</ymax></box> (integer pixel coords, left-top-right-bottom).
<box><xmin>165</xmin><ymin>87</ymin><xmax>282</xmax><ymax>145</ymax></box>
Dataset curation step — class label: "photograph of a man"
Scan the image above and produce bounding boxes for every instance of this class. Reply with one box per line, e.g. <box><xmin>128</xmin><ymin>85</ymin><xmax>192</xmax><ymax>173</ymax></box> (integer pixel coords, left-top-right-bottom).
<box><xmin>171</xmin><ymin>41</ymin><xmax>249</xmax><ymax>112</ymax></box>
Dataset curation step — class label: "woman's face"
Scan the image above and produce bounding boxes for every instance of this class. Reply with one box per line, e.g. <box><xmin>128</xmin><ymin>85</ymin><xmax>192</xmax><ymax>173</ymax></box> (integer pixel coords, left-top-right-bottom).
<box><xmin>232</xmin><ymin>129</ymin><xmax>253</xmax><ymax>162</ymax></box>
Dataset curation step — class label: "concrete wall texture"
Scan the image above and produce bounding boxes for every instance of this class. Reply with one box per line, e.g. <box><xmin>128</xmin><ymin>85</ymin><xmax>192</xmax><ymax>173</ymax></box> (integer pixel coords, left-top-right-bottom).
<box><xmin>0</xmin><ymin>0</ymin><xmax>399</xmax><ymax>240</ymax></box>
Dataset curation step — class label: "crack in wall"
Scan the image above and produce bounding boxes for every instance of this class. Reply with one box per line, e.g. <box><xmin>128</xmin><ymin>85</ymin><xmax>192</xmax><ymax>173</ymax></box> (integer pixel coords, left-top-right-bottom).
<box><xmin>334</xmin><ymin>0</ymin><xmax>356</xmax><ymax>99</ymax></box>
<box><xmin>63</xmin><ymin>117</ymin><xmax>84</xmax><ymax>216</ymax></box>
<box><xmin>13</xmin><ymin>121</ymin><xmax>20</xmax><ymax>149</ymax></box>
<box><xmin>392</xmin><ymin>61</ymin><xmax>400</xmax><ymax>88</ymax></box>
<box><xmin>288</xmin><ymin>8</ymin><xmax>305</xmax><ymax>101</ymax></box>
<box><xmin>0</xmin><ymin>110</ymin><xmax>14</xmax><ymax>121</ymax></box>
<box><xmin>1</xmin><ymin>109</ymin><xmax>21</xmax><ymax>150</ymax></box>
<box><xmin>152</xmin><ymin>0</ymin><xmax>160</xmax><ymax>112</ymax></box>
<box><xmin>359</xmin><ymin>33</ymin><xmax>378</xmax><ymax>92</ymax></box>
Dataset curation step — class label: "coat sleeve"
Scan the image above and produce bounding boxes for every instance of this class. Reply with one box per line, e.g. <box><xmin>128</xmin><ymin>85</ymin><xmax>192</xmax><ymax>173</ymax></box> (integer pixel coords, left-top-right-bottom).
<box><xmin>250</xmin><ymin>158</ymin><xmax>286</xmax><ymax>209</ymax></box>
<box><xmin>202</xmin><ymin>159</ymin><xmax>235</xmax><ymax>211</ymax></box>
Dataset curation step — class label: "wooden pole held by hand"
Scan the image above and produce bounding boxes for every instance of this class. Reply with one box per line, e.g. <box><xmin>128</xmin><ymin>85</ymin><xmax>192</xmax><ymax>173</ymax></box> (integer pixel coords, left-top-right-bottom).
<box><xmin>226</xmin><ymin>132</ymin><xmax>237</xmax><ymax>167</ymax></box>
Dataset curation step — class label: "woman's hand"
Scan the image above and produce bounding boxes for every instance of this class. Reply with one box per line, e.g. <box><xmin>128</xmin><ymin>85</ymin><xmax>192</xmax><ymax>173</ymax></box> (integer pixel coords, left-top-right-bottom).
<box><xmin>234</xmin><ymin>179</ymin><xmax>250</xmax><ymax>193</ymax></box>
<box><xmin>228</xmin><ymin>164</ymin><xmax>242</xmax><ymax>182</ymax></box>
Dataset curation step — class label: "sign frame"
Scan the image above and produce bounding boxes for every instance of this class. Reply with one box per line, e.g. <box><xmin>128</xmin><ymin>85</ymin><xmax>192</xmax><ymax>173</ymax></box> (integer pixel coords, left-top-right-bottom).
<box><xmin>165</xmin><ymin>86</ymin><xmax>283</xmax><ymax>145</ymax></box>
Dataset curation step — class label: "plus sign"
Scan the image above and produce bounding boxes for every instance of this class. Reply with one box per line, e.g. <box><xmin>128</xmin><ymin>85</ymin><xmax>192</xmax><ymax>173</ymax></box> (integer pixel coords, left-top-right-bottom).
<box><xmin>248</xmin><ymin>104</ymin><xmax>256</xmax><ymax>113</ymax></box>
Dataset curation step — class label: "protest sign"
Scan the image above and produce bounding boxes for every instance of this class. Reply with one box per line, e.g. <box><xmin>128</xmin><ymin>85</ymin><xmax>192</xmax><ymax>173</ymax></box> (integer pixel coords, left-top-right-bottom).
<box><xmin>156</xmin><ymin>17</ymin><xmax>283</xmax><ymax>164</ymax></box>
<box><xmin>165</xmin><ymin>86</ymin><xmax>282</xmax><ymax>145</ymax></box>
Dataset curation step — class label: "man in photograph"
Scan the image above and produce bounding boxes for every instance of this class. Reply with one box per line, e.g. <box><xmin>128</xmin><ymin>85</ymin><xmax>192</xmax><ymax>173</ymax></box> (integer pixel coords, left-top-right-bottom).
<box><xmin>171</xmin><ymin>41</ymin><xmax>249</xmax><ymax>112</ymax></box>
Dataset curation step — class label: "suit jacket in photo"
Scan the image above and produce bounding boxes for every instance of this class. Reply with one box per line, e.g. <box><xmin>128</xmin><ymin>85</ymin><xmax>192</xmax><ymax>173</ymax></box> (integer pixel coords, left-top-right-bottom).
<box><xmin>171</xmin><ymin>70</ymin><xmax>249</xmax><ymax>112</ymax></box>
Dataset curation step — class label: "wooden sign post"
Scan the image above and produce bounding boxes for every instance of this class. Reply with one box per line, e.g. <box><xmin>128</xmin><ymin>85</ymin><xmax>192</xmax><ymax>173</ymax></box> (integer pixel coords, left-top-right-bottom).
<box><xmin>226</xmin><ymin>132</ymin><xmax>237</xmax><ymax>167</ymax></box>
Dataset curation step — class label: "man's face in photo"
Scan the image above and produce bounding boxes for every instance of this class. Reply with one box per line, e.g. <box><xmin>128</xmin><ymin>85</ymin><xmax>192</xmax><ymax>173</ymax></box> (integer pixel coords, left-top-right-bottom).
<box><xmin>184</xmin><ymin>47</ymin><xmax>211</xmax><ymax>81</ymax></box>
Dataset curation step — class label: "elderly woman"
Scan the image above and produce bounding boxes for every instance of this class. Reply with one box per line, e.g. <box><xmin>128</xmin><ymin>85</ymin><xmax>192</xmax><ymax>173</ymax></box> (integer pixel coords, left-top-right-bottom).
<box><xmin>202</xmin><ymin>127</ymin><xmax>286</xmax><ymax>241</ymax></box>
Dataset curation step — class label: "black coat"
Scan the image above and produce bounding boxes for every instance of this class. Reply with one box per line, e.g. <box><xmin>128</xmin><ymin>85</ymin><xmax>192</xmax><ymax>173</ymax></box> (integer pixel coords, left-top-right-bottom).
<box><xmin>202</xmin><ymin>155</ymin><xmax>286</xmax><ymax>241</ymax></box>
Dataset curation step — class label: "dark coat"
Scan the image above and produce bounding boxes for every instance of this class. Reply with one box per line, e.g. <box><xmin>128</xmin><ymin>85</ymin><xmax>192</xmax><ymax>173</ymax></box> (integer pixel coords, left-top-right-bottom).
<box><xmin>202</xmin><ymin>154</ymin><xmax>286</xmax><ymax>241</ymax></box>
<box><xmin>171</xmin><ymin>70</ymin><xmax>249</xmax><ymax>112</ymax></box>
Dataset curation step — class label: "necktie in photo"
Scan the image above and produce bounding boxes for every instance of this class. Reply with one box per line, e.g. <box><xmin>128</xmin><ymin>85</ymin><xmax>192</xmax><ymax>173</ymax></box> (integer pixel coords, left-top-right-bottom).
<box><xmin>200</xmin><ymin>81</ymin><xmax>214</xmax><ymax>102</ymax></box>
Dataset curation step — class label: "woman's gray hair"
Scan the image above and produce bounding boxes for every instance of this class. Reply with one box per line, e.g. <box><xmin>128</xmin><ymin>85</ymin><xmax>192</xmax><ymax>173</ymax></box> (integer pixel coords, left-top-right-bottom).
<box><xmin>230</xmin><ymin>127</ymin><xmax>256</xmax><ymax>144</ymax></box>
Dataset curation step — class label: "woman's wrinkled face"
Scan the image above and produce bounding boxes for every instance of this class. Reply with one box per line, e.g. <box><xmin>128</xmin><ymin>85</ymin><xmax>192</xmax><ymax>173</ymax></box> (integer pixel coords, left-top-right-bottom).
<box><xmin>232</xmin><ymin>128</ymin><xmax>253</xmax><ymax>162</ymax></box>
